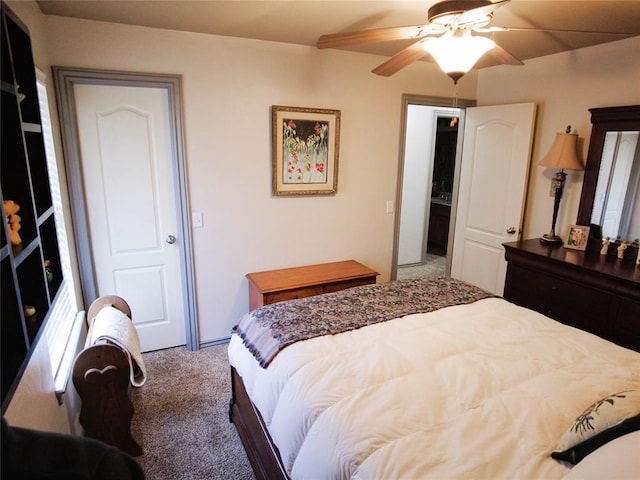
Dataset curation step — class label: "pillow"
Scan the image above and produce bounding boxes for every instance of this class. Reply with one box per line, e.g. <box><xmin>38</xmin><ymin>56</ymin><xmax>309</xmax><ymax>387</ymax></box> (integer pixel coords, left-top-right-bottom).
<box><xmin>562</xmin><ymin>431</ymin><xmax>640</xmax><ymax>480</ymax></box>
<box><xmin>552</xmin><ymin>389</ymin><xmax>640</xmax><ymax>464</ymax></box>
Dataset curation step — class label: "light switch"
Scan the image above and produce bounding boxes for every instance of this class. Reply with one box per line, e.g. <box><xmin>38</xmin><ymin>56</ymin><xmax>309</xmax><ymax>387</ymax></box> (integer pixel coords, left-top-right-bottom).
<box><xmin>192</xmin><ymin>211</ymin><xmax>203</xmax><ymax>228</ymax></box>
<box><xmin>386</xmin><ymin>200</ymin><xmax>394</xmax><ymax>214</ymax></box>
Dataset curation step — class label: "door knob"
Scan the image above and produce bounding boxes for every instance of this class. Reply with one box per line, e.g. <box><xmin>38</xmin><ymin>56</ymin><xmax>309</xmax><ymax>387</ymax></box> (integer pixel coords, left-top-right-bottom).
<box><xmin>166</xmin><ymin>235</ymin><xmax>176</xmax><ymax>244</ymax></box>
<box><xmin>506</xmin><ymin>227</ymin><xmax>517</xmax><ymax>235</ymax></box>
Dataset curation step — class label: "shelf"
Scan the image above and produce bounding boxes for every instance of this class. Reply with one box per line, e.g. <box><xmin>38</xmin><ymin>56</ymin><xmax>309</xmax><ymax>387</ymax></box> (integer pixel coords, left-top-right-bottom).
<box><xmin>22</xmin><ymin>122</ymin><xmax>42</xmax><ymax>133</ymax></box>
<box><xmin>4</xmin><ymin>10</ymin><xmax>40</xmax><ymax>124</ymax></box>
<box><xmin>1</xmin><ymin>80</ymin><xmax>16</xmax><ymax>94</ymax></box>
<box><xmin>25</xmin><ymin>130</ymin><xmax>52</xmax><ymax>216</ymax></box>
<box><xmin>40</xmin><ymin>215</ymin><xmax>63</xmax><ymax>302</ymax></box>
<box><xmin>0</xmin><ymin>13</ymin><xmax>13</xmax><ymax>86</ymax></box>
<box><xmin>1</xmin><ymin>90</ymin><xmax>38</xmax><ymax>247</ymax></box>
<box><xmin>16</xmin><ymin>244</ymin><xmax>49</xmax><ymax>342</ymax></box>
<box><xmin>1</xmin><ymin>3</ymin><xmax>63</xmax><ymax>410</ymax></box>
<box><xmin>1</xmin><ymin>258</ymin><xmax>28</xmax><ymax>402</ymax></box>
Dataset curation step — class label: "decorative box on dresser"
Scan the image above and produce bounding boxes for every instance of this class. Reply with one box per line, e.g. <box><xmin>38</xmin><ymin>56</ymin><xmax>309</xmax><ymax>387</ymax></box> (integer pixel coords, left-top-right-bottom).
<box><xmin>246</xmin><ymin>260</ymin><xmax>379</xmax><ymax>310</ymax></box>
<box><xmin>503</xmin><ymin>238</ymin><xmax>640</xmax><ymax>352</ymax></box>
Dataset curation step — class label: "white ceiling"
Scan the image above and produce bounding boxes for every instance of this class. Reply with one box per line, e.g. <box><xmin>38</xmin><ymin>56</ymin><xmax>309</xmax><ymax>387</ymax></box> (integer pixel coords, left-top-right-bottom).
<box><xmin>36</xmin><ymin>1</ymin><xmax>640</xmax><ymax>70</ymax></box>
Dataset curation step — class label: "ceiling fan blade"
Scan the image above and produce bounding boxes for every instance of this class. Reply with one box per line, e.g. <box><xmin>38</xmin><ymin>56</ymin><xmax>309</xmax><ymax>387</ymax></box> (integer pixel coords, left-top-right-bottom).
<box><xmin>317</xmin><ymin>24</ymin><xmax>438</xmax><ymax>49</ymax></box>
<box><xmin>491</xmin><ymin>26</ymin><xmax>634</xmax><ymax>36</ymax></box>
<box><xmin>371</xmin><ymin>40</ymin><xmax>428</xmax><ymax>77</ymax></box>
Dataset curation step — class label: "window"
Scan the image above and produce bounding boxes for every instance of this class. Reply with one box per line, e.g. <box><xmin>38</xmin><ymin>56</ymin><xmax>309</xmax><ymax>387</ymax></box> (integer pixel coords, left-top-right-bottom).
<box><xmin>36</xmin><ymin>69</ymin><xmax>82</xmax><ymax>391</ymax></box>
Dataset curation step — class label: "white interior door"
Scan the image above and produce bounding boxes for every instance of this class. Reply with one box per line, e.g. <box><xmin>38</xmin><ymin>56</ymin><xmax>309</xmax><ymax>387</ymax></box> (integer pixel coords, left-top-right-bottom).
<box><xmin>450</xmin><ymin>103</ymin><xmax>536</xmax><ymax>295</ymax></box>
<box><xmin>74</xmin><ymin>84</ymin><xmax>187</xmax><ymax>351</ymax></box>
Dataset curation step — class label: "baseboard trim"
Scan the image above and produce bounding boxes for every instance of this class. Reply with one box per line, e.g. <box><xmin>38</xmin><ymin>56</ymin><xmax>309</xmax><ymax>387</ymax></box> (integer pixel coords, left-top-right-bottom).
<box><xmin>199</xmin><ymin>336</ymin><xmax>231</xmax><ymax>349</ymax></box>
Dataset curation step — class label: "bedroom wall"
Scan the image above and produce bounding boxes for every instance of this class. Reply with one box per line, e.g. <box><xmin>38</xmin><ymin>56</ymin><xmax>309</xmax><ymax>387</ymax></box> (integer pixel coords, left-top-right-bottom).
<box><xmin>476</xmin><ymin>36</ymin><xmax>640</xmax><ymax>241</ymax></box>
<box><xmin>39</xmin><ymin>14</ymin><xmax>476</xmax><ymax>345</ymax></box>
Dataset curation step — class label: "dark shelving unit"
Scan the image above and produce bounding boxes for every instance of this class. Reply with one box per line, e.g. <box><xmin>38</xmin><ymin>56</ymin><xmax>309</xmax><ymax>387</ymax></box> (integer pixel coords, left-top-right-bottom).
<box><xmin>1</xmin><ymin>2</ymin><xmax>64</xmax><ymax>410</ymax></box>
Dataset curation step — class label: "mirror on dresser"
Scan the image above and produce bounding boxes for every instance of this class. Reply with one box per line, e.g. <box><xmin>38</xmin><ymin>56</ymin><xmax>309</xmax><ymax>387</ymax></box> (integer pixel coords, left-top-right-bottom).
<box><xmin>577</xmin><ymin>105</ymin><xmax>640</xmax><ymax>258</ymax></box>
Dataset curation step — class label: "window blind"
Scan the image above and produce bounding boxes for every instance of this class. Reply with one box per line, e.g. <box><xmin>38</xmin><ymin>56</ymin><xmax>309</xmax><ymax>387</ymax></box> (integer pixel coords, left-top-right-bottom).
<box><xmin>36</xmin><ymin>70</ymin><xmax>80</xmax><ymax>381</ymax></box>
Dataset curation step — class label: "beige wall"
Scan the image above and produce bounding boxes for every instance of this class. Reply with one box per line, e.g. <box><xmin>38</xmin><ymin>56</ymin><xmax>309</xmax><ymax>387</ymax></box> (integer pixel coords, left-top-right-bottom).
<box><xmin>477</xmin><ymin>36</ymin><xmax>640</xmax><ymax>241</ymax></box>
<box><xmin>41</xmin><ymin>14</ymin><xmax>476</xmax><ymax>344</ymax></box>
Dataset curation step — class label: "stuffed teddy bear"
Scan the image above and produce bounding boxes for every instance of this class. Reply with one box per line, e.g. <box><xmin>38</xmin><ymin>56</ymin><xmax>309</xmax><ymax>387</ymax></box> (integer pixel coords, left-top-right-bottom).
<box><xmin>4</xmin><ymin>200</ymin><xmax>22</xmax><ymax>246</ymax></box>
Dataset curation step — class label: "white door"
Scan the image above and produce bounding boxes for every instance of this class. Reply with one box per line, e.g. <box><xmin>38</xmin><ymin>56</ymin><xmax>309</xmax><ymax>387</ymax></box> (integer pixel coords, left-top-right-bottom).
<box><xmin>450</xmin><ymin>103</ymin><xmax>536</xmax><ymax>295</ymax></box>
<box><xmin>74</xmin><ymin>84</ymin><xmax>187</xmax><ymax>351</ymax></box>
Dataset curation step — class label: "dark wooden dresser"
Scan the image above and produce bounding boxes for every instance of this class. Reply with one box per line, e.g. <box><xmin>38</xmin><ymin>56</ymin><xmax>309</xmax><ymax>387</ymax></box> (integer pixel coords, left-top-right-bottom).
<box><xmin>503</xmin><ymin>239</ymin><xmax>640</xmax><ymax>352</ymax></box>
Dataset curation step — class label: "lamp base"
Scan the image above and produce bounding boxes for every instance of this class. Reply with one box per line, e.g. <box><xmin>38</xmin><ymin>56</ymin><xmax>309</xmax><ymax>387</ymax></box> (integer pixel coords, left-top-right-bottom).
<box><xmin>540</xmin><ymin>233</ymin><xmax>563</xmax><ymax>245</ymax></box>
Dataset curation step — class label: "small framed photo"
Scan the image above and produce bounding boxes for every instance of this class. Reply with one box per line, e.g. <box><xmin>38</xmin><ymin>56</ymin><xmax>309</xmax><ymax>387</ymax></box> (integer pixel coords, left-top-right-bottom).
<box><xmin>272</xmin><ymin>105</ymin><xmax>340</xmax><ymax>196</ymax></box>
<box><xmin>565</xmin><ymin>225</ymin><xmax>590</xmax><ymax>251</ymax></box>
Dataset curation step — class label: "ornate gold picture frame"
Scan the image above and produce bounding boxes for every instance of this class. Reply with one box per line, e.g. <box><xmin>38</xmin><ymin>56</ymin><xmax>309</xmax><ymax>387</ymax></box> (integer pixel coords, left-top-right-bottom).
<box><xmin>272</xmin><ymin>105</ymin><xmax>340</xmax><ymax>196</ymax></box>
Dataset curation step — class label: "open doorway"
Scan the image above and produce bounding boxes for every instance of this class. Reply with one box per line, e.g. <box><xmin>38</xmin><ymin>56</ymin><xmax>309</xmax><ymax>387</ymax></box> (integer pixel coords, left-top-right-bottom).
<box><xmin>391</xmin><ymin>94</ymin><xmax>475</xmax><ymax>281</ymax></box>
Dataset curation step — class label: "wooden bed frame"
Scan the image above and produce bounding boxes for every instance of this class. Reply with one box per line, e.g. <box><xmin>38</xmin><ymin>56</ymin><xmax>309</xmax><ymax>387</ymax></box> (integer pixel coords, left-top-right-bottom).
<box><xmin>229</xmin><ymin>366</ymin><xmax>288</xmax><ymax>480</ymax></box>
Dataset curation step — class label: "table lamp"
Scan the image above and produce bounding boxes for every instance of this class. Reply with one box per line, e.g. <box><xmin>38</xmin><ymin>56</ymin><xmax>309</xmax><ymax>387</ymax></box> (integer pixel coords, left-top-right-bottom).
<box><xmin>538</xmin><ymin>126</ymin><xmax>583</xmax><ymax>244</ymax></box>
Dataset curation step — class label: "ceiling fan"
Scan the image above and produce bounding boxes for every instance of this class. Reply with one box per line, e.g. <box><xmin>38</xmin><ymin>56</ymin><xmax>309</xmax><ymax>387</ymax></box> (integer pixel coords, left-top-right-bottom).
<box><xmin>316</xmin><ymin>0</ymin><xmax>632</xmax><ymax>83</ymax></box>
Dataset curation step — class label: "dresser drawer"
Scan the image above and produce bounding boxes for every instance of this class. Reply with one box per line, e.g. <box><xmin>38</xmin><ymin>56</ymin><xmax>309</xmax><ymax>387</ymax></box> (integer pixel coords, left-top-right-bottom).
<box><xmin>322</xmin><ymin>277</ymin><xmax>377</xmax><ymax>294</ymax></box>
<box><xmin>263</xmin><ymin>277</ymin><xmax>376</xmax><ymax>305</ymax></box>
<box><xmin>264</xmin><ymin>285</ymin><xmax>325</xmax><ymax>304</ymax></box>
<box><xmin>505</xmin><ymin>264</ymin><xmax>609</xmax><ymax>335</ymax></box>
<box><xmin>609</xmin><ymin>299</ymin><xmax>640</xmax><ymax>351</ymax></box>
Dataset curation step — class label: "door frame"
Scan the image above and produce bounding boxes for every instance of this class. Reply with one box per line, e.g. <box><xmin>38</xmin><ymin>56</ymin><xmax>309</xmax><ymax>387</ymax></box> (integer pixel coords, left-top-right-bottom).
<box><xmin>52</xmin><ymin>67</ymin><xmax>199</xmax><ymax>350</ymax></box>
<box><xmin>391</xmin><ymin>94</ymin><xmax>475</xmax><ymax>280</ymax></box>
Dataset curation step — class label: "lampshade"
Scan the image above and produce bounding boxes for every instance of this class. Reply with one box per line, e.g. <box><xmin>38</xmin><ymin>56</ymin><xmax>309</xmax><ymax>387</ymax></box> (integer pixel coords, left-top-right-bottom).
<box><xmin>423</xmin><ymin>30</ymin><xmax>495</xmax><ymax>83</ymax></box>
<box><xmin>538</xmin><ymin>131</ymin><xmax>583</xmax><ymax>171</ymax></box>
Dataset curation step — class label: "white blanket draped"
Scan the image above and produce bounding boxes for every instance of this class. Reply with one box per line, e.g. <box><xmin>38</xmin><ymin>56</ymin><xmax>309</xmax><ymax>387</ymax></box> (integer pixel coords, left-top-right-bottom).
<box><xmin>229</xmin><ymin>297</ymin><xmax>640</xmax><ymax>480</ymax></box>
<box><xmin>89</xmin><ymin>306</ymin><xmax>147</xmax><ymax>387</ymax></box>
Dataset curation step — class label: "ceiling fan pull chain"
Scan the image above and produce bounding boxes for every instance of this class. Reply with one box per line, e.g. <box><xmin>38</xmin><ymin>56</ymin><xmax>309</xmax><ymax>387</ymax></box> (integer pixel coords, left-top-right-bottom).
<box><xmin>450</xmin><ymin>82</ymin><xmax>459</xmax><ymax>127</ymax></box>
<box><xmin>453</xmin><ymin>81</ymin><xmax>459</xmax><ymax>109</ymax></box>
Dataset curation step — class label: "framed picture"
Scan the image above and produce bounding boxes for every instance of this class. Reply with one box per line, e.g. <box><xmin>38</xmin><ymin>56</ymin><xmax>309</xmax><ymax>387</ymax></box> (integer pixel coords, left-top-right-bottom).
<box><xmin>272</xmin><ymin>105</ymin><xmax>341</xmax><ymax>196</ymax></box>
<box><xmin>565</xmin><ymin>225</ymin><xmax>590</xmax><ymax>251</ymax></box>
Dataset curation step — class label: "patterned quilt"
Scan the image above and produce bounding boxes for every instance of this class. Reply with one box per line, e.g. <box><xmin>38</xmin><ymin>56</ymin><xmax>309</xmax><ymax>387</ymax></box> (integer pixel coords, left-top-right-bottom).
<box><xmin>232</xmin><ymin>276</ymin><xmax>494</xmax><ymax>367</ymax></box>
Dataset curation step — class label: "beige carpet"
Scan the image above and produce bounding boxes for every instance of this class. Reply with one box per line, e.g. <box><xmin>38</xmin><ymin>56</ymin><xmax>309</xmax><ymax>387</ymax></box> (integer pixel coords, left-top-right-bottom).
<box><xmin>130</xmin><ymin>344</ymin><xmax>254</xmax><ymax>479</ymax></box>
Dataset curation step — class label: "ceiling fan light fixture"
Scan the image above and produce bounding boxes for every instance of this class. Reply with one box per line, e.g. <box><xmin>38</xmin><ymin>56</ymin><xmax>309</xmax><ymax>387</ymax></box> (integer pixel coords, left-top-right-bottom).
<box><xmin>427</xmin><ymin>0</ymin><xmax>493</xmax><ymax>26</ymax></box>
<box><xmin>423</xmin><ymin>30</ymin><xmax>495</xmax><ymax>82</ymax></box>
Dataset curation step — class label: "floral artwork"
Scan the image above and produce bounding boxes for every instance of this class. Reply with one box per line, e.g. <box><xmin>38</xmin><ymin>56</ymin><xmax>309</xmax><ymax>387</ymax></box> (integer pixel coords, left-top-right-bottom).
<box><xmin>272</xmin><ymin>106</ymin><xmax>340</xmax><ymax>195</ymax></box>
<box><xmin>282</xmin><ymin>119</ymin><xmax>328</xmax><ymax>184</ymax></box>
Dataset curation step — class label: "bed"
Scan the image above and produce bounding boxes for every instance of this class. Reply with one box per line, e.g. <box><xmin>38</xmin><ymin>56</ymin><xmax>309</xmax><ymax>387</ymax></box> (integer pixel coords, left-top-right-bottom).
<box><xmin>228</xmin><ymin>277</ymin><xmax>640</xmax><ymax>480</ymax></box>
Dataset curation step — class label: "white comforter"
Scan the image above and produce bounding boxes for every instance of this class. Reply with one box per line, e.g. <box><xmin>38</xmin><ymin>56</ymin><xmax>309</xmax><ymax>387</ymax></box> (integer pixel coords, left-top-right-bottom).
<box><xmin>228</xmin><ymin>297</ymin><xmax>640</xmax><ymax>479</ymax></box>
